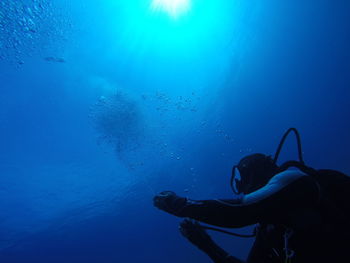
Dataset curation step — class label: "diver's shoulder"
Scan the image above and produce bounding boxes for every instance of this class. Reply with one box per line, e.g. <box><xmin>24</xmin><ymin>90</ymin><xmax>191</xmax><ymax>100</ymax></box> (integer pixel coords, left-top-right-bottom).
<box><xmin>269</xmin><ymin>170</ymin><xmax>307</xmax><ymax>185</ymax></box>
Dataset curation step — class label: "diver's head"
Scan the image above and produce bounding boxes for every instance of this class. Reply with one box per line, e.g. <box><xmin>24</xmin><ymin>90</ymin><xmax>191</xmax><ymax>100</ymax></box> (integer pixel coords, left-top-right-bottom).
<box><xmin>232</xmin><ymin>153</ymin><xmax>279</xmax><ymax>194</ymax></box>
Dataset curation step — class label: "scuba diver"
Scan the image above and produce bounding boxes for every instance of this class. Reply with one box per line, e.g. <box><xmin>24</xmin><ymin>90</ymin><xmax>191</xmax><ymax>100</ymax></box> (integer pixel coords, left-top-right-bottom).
<box><xmin>153</xmin><ymin>128</ymin><xmax>350</xmax><ymax>263</ymax></box>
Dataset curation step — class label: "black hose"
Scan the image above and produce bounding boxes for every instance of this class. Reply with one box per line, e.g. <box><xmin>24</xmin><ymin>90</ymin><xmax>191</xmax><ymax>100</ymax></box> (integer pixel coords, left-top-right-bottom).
<box><xmin>201</xmin><ymin>225</ymin><xmax>256</xmax><ymax>238</ymax></box>
<box><xmin>273</xmin><ymin>128</ymin><xmax>304</xmax><ymax>165</ymax></box>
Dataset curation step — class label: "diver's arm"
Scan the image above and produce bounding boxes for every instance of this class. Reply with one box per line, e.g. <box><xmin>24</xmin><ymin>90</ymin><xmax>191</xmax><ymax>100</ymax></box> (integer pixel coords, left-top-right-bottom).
<box><xmin>203</xmin><ymin>228</ymin><xmax>275</xmax><ymax>263</ymax></box>
<box><xmin>179</xmin><ymin>219</ymin><xmax>245</xmax><ymax>263</ymax></box>
<box><xmin>198</xmin><ymin>241</ymin><xmax>245</xmax><ymax>263</ymax></box>
<box><xmin>154</xmin><ymin>171</ymin><xmax>320</xmax><ymax>228</ymax></box>
<box><xmin>210</xmin><ymin>252</ymin><xmax>245</xmax><ymax>263</ymax></box>
<box><xmin>178</xmin><ymin>171</ymin><xmax>319</xmax><ymax>227</ymax></box>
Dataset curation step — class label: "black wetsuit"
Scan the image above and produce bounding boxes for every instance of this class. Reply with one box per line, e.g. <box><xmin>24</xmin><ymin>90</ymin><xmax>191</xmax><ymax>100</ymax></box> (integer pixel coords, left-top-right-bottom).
<box><xmin>172</xmin><ymin>171</ymin><xmax>349</xmax><ymax>263</ymax></box>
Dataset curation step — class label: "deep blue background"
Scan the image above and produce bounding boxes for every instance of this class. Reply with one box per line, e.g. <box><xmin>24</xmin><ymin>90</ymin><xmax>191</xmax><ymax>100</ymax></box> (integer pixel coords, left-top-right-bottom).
<box><xmin>0</xmin><ymin>0</ymin><xmax>349</xmax><ymax>262</ymax></box>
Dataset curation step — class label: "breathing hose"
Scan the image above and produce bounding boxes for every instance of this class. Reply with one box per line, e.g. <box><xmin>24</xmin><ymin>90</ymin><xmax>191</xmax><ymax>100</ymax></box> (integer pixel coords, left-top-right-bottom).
<box><xmin>201</xmin><ymin>225</ymin><xmax>256</xmax><ymax>238</ymax></box>
<box><xmin>273</xmin><ymin>128</ymin><xmax>304</xmax><ymax>165</ymax></box>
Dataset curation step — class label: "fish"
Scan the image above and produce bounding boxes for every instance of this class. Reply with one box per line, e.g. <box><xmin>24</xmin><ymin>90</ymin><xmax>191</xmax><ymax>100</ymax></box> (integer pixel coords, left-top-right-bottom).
<box><xmin>44</xmin><ymin>57</ymin><xmax>66</xmax><ymax>63</ymax></box>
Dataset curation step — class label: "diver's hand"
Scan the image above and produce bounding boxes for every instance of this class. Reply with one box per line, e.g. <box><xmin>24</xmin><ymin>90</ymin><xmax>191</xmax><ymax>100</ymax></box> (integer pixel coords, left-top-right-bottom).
<box><xmin>179</xmin><ymin>219</ymin><xmax>214</xmax><ymax>251</ymax></box>
<box><xmin>153</xmin><ymin>191</ymin><xmax>188</xmax><ymax>217</ymax></box>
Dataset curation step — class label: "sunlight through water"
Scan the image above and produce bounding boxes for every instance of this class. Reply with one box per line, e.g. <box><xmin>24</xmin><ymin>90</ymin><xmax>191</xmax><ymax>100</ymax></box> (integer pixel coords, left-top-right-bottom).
<box><xmin>151</xmin><ymin>0</ymin><xmax>191</xmax><ymax>18</ymax></box>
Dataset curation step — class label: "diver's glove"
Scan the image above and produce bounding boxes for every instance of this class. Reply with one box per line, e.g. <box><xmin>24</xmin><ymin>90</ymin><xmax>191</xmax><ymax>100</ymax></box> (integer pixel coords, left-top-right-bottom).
<box><xmin>153</xmin><ymin>191</ymin><xmax>188</xmax><ymax>217</ymax></box>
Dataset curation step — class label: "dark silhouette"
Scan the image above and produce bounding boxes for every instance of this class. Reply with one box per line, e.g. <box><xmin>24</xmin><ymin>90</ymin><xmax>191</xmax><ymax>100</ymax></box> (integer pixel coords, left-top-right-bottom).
<box><xmin>154</xmin><ymin>129</ymin><xmax>350</xmax><ymax>263</ymax></box>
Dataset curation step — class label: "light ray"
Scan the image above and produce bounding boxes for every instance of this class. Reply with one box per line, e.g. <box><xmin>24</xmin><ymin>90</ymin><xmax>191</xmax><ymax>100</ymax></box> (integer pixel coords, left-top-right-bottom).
<box><xmin>151</xmin><ymin>0</ymin><xmax>191</xmax><ymax>18</ymax></box>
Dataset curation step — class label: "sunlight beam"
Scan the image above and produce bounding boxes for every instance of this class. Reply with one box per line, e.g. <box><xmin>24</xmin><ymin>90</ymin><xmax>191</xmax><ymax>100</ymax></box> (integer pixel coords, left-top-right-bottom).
<box><xmin>151</xmin><ymin>0</ymin><xmax>191</xmax><ymax>19</ymax></box>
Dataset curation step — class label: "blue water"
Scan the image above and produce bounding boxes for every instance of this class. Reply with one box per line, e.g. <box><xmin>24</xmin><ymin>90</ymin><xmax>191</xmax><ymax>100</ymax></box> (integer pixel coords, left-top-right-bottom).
<box><xmin>0</xmin><ymin>0</ymin><xmax>349</xmax><ymax>262</ymax></box>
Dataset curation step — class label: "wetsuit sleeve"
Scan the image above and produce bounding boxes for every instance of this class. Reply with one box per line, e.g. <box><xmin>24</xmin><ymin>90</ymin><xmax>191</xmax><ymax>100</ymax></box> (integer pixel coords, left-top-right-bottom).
<box><xmin>177</xmin><ymin>171</ymin><xmax>320</xmax><ymax>228</ymax></box>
